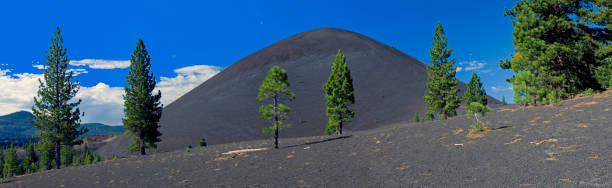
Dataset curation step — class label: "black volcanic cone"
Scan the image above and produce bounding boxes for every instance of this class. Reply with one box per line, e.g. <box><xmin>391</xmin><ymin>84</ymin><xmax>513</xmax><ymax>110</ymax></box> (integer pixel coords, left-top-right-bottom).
<box><xmin>99</xmin><ymin>28</ymin><xmax>498</xmax><ymax>154</ymax></box>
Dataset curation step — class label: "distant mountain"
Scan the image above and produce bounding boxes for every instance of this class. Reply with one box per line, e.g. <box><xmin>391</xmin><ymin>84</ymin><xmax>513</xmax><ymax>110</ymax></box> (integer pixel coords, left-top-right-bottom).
<box><xmin>0</xmin><ymin>111</ymin><xmax>125</xmax><ymax>139</ymax></box>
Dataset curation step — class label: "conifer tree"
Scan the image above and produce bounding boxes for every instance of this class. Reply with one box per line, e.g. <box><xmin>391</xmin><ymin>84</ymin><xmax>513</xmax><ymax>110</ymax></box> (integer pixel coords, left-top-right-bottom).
<box><xmin>32</xmin><ymin>27</ymin><xmax>87</xmax><ymax>169</ymax></box>
<box><xmin>81</xmin><ymin>145</ymin><xmax>93</xmax><ymax>164</ymax></box>
<box><xmin>0</xmin><ymin>148</ymin><xmax>4</xmax><ymax>175</ymax></box>
<box><xmin>501</xmin><ymin>96</ymin><xmax>507</xmax><ymax>105</ymax></box>
<box><xmin>257</xmin><ymin>66</ymin><xmax>296</xmax><ymax>149</ymax></box>
<box><xmin>60</xmin><ymin>145</ymin><xmax>75</xmax><ymax>167</ymax></box>
<box><xmin>123</xmin><ymin>39</ymin><xmax>163</xmax><ymax>155</ymax></box>
<box><xmin>3</xmin><ymin>145</ymin><xmax>21</xmax><ymax>178</ymax></box>
<box><xmin>464</xmin><ymin>72</ymin><xmax>487</xmax><ymax>112</ymax></box>
<box><xmin>37</xmin><ymin>137</ymin><xmax>55</xmax><ymax>170</ymax></box>
<box><xmin>424</xmin><ymin>22</ymin><xmax>461</xmax><ymax>120</ymax></box>
<box><xmin>323</xmin><ymin>50</ymin><xmax>355</xmax><ymax>135</ymax></box>
<box><xmin>23</xmin><ymin>142</ymin><xmax>39</xmax><ymax>174</ymax></box>
<box><xmin>501</xmin><ymin>0</ymin><xmax>610</xmax><ymax>103</ymax></box>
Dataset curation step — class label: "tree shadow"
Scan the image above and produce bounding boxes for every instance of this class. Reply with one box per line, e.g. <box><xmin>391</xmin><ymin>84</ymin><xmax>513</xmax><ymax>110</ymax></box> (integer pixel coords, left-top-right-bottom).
<box><xmin>284</xmin><ymin>135</ymin><xmax>352</xmax><ymax>148</ymax></box>
<box><xmin>491</xmin><ymin>125</ymin><xmax>512</xmax><ymax>130</ymax></box>
<box><xmin>0</xmin><ymin>178</ymin><xmax>16</xmax><ymax>184</ymax></box>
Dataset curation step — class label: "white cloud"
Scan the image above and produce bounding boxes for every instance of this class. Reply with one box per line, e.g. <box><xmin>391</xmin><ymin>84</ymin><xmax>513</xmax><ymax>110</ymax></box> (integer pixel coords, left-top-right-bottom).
<box><xmin>70</xmin><ymin>59</ymin><xmax>130</xmax><ymax>69</ymax></box>
<box><xmin>0</xmin><ymin>64</ymin><xmax>222</xmax><ymax>125</ymax></box>
<box><xmin>491</xmin><ymin>85</ymin><xmax>513</xmax><ymax>93</ymax></box>
<box><xmin>457</xmin><ymin>60</ymin><xmax>486</xmax><ymax>72</ymax></box>
<box><xmin>157</xmin><ymin>65</ymin><xmax>222</xmax><ymax>105</ymax></box>
<box><xmin>32</xmin><ymin>64</ymin><xmax>45</xmax><ymax>70</ymax></box>
<box><xmin>75</xmin><ymin>83</ymin><xmax>124</xmax><ymax>125</ymax></box>
<box><xmin>68</xmin><ymin>69</ymin><xmax>88</xmax><ymax>76</ymax></box>
<box><xmin>0</xmin><ymin>69</ymin><xmax>42</xmax><ymax>115</ymax></box>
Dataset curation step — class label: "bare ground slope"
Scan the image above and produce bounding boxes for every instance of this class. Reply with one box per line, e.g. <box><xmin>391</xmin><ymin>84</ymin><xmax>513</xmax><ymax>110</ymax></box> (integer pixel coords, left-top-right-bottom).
<box><xmin>6</xmin><ymin>91</ymin><xmax>612</xmax><ymax>187</ymax></box>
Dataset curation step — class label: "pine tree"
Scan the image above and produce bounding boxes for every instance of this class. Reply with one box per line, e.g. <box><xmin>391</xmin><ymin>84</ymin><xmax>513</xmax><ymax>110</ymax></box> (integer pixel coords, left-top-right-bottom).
<box><xmin>60</xmin><ymin>145</ymin><xmax>75</xmax><ymax>167</ymax></box>
<box><xmin>323</xmin><ymin>50</ymin><xmax>355</xmax><ymax>135</ymax></box>
<box><xmin>0</xmin><ymin>149</ymin><xmax>4</xmax><ymax>175</ymax></box>
<box><xmin>3</xmin><ymin>145</ymin><xmax>21</xmax><ymax>178</ymax></box>
<box><xmin>257</xmin><ymin>66</ymin><xmax>296</xmax><ymax>149</ymax></box>
<box><xmin>23</xmin><ymin>142</ymin><xmax>39</xmax><ymax>174</ymax></box>
<box><xmin>37</xmin><ymin>136</ymin><xmax>56</xmax><ymax>170</ymax></box>
<box><xmin>414</xmin><ymin>112</ymin><xmax>420</xmax><ymax>123</ymax></box>
<box><xmin>501</xmin><ymin>96</ymin><xmax>507</xmax><ymax>105</ymax></box>
<box><xmin>424</xmin><ymin>22</ymin><xmax>461</xmax><ymax>120</ymax></box>
<box><xmin>81</xmin><ymin>144</ymin><xmax>93</xmax><ymax>164</ymax></box>
<box><xmin>464</xmin><ymin>72</ymin><xmax>487</xmax><ymax>112</ymax></box>
<box><xmin>501</xmin><ymin>0</ymin><xmax>610</xmax><ymax>104</ymax></box>
<box><xmin>123</xmin><ymin>39</ymin><xmax>163</xmax><ymax>155</ymax></box>
<box><xmin>32</xmin><ymin>27</ymin><xmax>87</xmax><ymax>169</ymax></box>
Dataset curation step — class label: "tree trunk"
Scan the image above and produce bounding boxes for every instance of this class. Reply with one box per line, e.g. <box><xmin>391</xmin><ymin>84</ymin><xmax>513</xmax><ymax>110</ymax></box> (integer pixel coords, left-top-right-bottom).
<box><xmin>338</xmin><ymin>121</ymin><xmax>343</xmax><ymax>135</ymax></box>
<box><xmin>140</xmin><ymin>139</ymin><xmax>146</xmax><ymax>155</ymax></box>
<box><xmin>273</xmin><ymin>96</ymin><xmax>279</xmax><ymax>149</ymax></box>
<box><xmin>444</xmin><ymin>111</ymin><xmax>448</xmax><ymax>120</ymax></box>
<box><xmin>55</xmin><ymin>141</ymin><xmax>61</xmax><ymax>169</ymax></box>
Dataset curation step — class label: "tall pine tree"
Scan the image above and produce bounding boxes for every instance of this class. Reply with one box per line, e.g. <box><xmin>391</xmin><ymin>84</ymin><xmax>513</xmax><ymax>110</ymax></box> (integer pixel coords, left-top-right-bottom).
<box><xmin>257</xmin><ymin>66</ymin><xmax>296</xmax><ymax>149</ymax></box>
<box><xmin>464</xmin><ymin>72</ymin><xmax>487</xmax><ymax>111</ymax></box>
<box><xmin>123</xmin><ymin>39</ymin><xmax>163</xmax><ymax>155</ymax></box>
<box><xmin>23</xmin><ymin>142</ymin><xmax>39</xmax><ymax>174</ymax></box>
<box><xmin>424</xmin><ymin>22</ymin><xmax>461</xmax><ymax>120</ymax></box>
<box><xmin>323</xmin><ymin>50</ymin><xmax>355</xmax><ymax>135</ymax></box>
<box><xmin>3</xmin><ymin>144</ymin><xmax>21</xmax><ymax>178</ymax></box>
<box><xmin>501</xmin><ymin>0</ymin><xmax>610</xmax><ymax>105</ymax></box>
<box><xmin>32</xmin><ymin>27</ymin><xmax>87</xmax><ymax>169</ymax></box>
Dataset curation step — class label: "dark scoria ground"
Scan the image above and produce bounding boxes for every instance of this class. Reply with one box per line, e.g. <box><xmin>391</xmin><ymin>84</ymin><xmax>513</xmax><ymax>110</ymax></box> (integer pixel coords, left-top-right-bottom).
<box><xmin>4</xmin><ymin>91</ymin><xmax>612</xmax><ymax>187</ymax></box>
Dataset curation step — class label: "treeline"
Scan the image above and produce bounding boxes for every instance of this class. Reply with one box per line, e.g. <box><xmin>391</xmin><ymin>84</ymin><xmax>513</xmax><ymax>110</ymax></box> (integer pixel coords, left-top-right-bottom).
<box><xmin>500</xmin><ymin>0</ymin><xmax>610</xmax><ymax>106</ymax></box>
<box><xmin>0</xmin><ymin>143</ymin><xmax>111</xmax><ymax>178</ymax></box>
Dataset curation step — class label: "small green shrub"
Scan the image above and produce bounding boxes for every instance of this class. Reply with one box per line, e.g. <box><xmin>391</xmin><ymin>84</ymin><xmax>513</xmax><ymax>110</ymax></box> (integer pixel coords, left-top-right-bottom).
<box><xmin>185</xmin><ymin>146</ymin><xmax>191</xmax><ymax>153</ymax></box>
<box><xmin>470</xmin><ymin>120</ymin><xmax>489</xmax><ymax>132</ymax></box>
<box><xmin>467</xmin><ymin>102</ymin><xmax>490</xmax><ymax>132</ymax></box>
<box><xmin>583</xmin><ymin>88</ymin><xmax>596</xmax><ymax>95</ymax></box>
<box><xmin>199</xmin><ymin>139</ymin><xmax>207</xmax><ymax>147</ymax></box>
<box><xmin>547</xmin><ymin>90</ymin><xmax>561</xmax><ymax>105</ymax></box>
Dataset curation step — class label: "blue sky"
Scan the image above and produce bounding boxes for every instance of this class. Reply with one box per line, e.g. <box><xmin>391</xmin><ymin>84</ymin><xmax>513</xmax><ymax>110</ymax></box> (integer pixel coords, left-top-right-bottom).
<box><xmin>0</xmin><ymin>0</ymin><xmax>518</xmax><ymax>124</ymax></box>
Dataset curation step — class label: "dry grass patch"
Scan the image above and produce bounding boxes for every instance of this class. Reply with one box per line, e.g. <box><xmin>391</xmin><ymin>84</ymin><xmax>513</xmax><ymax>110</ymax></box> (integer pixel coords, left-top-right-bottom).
<box><xmin>530</xmin><ymin>138</ymin><xmax>558</xmax><ymax>145</ymax></box>
<box><xmin>545</xmin><ymin>152</ymin><xmax>560</xmax><ymax>161</ymax></box>
<box><xmin>466</xmin><ymin>128</ymin><xmax>490</xmax><ymax>138</ymax></box>
<box><xmin>572</xmin><ymin>101</ymin><xmax>598</xmax><ymax>108</ymax></box>
<box><xmin>559</xmin><ymin>145</ymin><xmax>580</xmax><ymax>150</ymax></box>
<box><xmin>505</xmin><ymin>138</ymin><xmax>522</xmax><ymax>145</ymax></box>
<box><xmin>588</xmin><ymin>155</ymin><xmax>600</xmax><ymax>159</ymax></box>
<box><xmin>542</xmin><ymin>120</ymin><xmax>552</xmax><ymax>125</ymax></box>
<box><xmin>560</xmin><ymin>178</ymin><xmax>572</xmax><ymax>182</ymax></box>
<box><xmin>453</xmin><ymin>128</ymin><xmax>464</xmax><ymax>135</ymax></box>
<box><xmin>577</xmin><ymin>123</ymin><xmax>591</xmax><ymax>128</ymax></box>
<box><xmin>520</xmin><ymin>183</ymin><xmax>535</xmax><ymax>187</ymax></box>
<box><xmin>497</xmin><ymin>108</ymin><xmax>520</xmax><ymax>112</ymax></box>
